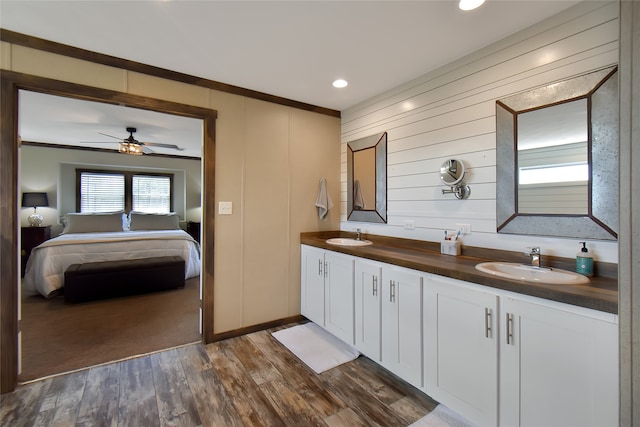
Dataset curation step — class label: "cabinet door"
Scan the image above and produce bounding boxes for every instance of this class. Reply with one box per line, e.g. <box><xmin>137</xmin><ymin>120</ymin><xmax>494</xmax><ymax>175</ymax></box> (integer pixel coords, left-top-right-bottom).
<box><xmin>354</xmin><ymin>259</ymin><xmax>382</xmax><ymax>360</ymax></box>
<box><xmin>324</xmin><ymin>251</ymin><xmax>355</xmax><ymax>344</ymax></box>
<box><xmin>381</xmin><ymin>266</ymin><xmax>423</xmax><ymax>389</ymax></box>
<box><xmin>300</xmin><ymin>245</ymin><xmax>325</xmax><ymax>325</ymax></box>
<box><xmin>501</xmin><ymin>297</ymin><xmax>618</xmax><ymax>427</ymax></box>
<box><xmin>425</xmin><ymin>275</ymin><xmax>499</xmax><ymax>427</ymax></box>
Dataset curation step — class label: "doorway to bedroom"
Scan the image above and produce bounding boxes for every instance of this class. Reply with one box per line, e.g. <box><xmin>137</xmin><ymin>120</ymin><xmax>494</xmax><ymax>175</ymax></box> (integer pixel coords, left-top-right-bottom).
<box><xmin>11</xmin><ymin>80</ymin><xmax>216</xmax><ymax>383</ymax></box>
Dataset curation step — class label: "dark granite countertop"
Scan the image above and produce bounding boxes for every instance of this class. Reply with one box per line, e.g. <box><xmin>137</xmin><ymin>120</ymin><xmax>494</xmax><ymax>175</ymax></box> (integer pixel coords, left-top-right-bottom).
<box><xmin>301</xmin><ymin>231</ymin><xmax>618</xmax><ymax>314</ymax></box>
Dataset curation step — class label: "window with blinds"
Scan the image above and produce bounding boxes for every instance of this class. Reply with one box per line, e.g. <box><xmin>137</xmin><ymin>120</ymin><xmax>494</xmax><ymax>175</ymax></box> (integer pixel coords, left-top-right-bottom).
<box><xmin>132</xmin><ymin>175</ymin><xmax>171</xmax><ymax>213</ymax></box>
<box><xmin>77</xmin><ymin>170</ymin><xmax>173</xmax><ymax>214</ymax></box>
<box><xmin>79</xmin><ymin>172</ymin><xmax>125</xmax><ymax>212</ymax></box>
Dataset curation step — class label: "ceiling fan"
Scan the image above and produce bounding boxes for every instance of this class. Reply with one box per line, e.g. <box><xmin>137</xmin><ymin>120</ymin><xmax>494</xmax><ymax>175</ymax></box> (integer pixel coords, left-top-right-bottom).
<box><xmin>85</xmin><ymin>127</ymin><xmax>184</xmax><ymax>155</ymax></box>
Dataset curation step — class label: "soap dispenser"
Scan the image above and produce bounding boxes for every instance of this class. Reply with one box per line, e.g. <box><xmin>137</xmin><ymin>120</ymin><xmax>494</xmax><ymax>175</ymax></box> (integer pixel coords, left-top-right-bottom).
<box><xmin>576</xmin><ymin>242</ymin><xmax>594</xmax><ymax>277</ymax></box>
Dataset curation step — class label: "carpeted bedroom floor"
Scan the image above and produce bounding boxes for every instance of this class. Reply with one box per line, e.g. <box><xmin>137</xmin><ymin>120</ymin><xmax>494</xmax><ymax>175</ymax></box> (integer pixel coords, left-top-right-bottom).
<box><xmin>19</xmin><ymin>276</ymin><xmax>201</xmax><ymax>382</ymax></box>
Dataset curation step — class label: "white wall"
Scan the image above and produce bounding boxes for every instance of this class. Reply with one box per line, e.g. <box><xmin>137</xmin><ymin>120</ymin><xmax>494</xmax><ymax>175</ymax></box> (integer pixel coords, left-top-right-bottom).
<box><xmin>19</xmin><ymin>145</ymin><xmax>202</xmax><ymax>234</ymax></box>
<box><xmin>340</xmin><ymin>1</ymin><xmax>619</xmax><ymax>263</ymax></box>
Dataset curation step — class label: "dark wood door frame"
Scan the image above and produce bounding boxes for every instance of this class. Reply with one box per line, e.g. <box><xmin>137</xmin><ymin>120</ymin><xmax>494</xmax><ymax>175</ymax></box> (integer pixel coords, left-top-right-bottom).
<box><xmin>0</xmin><ymin>70</ymin><xmax>217</xmax><ymax>394</ymax></box>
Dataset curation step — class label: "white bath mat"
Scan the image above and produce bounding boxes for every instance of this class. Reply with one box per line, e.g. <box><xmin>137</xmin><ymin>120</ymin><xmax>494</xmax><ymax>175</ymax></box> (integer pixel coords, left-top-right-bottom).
<box><xmin>410</xmin><ymin>405</ymin><xmax>476</xmax><ymax>427</ymax></box>
<box><xmin>272</xmin><ymin>323</ymin><xmax>359</xmax><ymax>374</ymax></box>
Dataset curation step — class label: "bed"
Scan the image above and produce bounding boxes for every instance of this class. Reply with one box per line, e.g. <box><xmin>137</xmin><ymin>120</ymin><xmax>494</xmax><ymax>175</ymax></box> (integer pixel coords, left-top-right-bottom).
<box><xmin>22</xmin><ymin>211</ymin><xmax>201</xmax><ymax>299</ymax></box>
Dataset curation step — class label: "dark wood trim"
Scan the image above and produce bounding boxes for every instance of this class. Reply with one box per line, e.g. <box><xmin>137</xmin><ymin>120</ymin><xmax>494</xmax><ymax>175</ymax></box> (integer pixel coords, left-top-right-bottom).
<box><xmin>0</xmin><ymin>70</ymin><xmax>217</xmax><ymax>394</ymax></box>
<box><xmin>0</xmin><ymin>70</ymin><xmax>20</xmax><ymax>396</ymax></box>
<box><xmin>202</xmin><ymin>95</ymin><xmax>216</xmax><ymax>345</ymax></box>
<box><xmin>0</xmin><ymin>70</ymin><xmax>218</xmax><ymax>119</ymax></box>
<box><xmin>0</xmin><ymin>29</ymin><xmax>341</xmax><ymax>119</ymax></box>
<box><xmin>211</xmin><ymin>315</ymin><xmax>305</xmax><ymax>342</ymax></box>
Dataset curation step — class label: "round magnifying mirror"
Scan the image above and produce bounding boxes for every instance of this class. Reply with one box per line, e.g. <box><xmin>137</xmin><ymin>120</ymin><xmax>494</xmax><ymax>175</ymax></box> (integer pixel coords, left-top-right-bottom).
<box><xmin>440</xmin><ymin>159</ymin><xmax>466</xmax><ymax>186</ymax></box>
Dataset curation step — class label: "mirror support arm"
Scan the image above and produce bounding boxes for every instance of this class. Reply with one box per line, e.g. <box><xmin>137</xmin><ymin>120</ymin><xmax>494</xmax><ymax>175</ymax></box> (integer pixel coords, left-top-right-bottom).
<box><xmin>442</xmin><ymin>184</ymin><xmax>471</xmax><ymax>199</ymax></box>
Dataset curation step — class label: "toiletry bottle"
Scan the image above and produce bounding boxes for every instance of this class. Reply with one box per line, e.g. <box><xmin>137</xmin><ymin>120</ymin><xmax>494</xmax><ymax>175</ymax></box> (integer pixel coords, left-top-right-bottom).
<box><xmin>576</xmin><ymin>242</ymin><xmax>594</xmax><ymax>276</ymax></box>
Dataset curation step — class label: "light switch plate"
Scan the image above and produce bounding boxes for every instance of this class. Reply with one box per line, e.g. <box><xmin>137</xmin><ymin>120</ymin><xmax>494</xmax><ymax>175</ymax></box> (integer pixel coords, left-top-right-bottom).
<box><xmin>218</xmin><ymin>201</ymin><xmax>233</xmax><ymax>215</ymax></box>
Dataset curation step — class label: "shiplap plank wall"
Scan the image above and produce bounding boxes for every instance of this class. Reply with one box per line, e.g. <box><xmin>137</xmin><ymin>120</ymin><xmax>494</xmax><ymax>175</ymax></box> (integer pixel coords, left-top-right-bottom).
<box><xmin>340</xmin><ymin>1</ymin><xmax>619</xmax><ymax>262</ymax></box>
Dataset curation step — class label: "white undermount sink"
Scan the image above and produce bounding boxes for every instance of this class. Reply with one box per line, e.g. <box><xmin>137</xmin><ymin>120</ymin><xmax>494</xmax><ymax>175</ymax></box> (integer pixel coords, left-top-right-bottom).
<box><xmin>475</xmin><ymin>262</ymin><xmax>590</xmax><ymax>285</ymax></box>
<box><xmin>326</xmin><ymin>238</ymin><xmax>373</xmax><ymax>247</ymax></box>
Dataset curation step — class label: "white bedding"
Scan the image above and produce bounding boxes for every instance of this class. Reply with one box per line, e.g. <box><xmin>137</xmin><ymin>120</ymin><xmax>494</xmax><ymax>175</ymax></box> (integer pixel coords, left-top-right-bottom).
<box><xmin>22</xmin><ymin>229</ymin><xmax>201</xmax><ymax>298</ymax></box>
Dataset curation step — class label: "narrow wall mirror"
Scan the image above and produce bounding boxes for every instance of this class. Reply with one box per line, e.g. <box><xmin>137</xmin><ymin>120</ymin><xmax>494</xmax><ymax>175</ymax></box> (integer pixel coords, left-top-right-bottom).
<box><xmin>347</xmin><ymin>131</ymin><xmax>387</xmax><ymax>223</ymax></box>
<box><xmin>496</xmin><ymin>66</ymin><xmax>618</xmax><ymax>240</ymax></box>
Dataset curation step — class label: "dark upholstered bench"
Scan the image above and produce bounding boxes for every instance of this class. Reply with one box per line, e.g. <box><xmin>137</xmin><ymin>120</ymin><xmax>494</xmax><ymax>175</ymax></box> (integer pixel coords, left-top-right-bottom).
<box><xmin>64</xmin><ymin>256</ymin><xmax>185</xmax><ymax>303</ymax></box>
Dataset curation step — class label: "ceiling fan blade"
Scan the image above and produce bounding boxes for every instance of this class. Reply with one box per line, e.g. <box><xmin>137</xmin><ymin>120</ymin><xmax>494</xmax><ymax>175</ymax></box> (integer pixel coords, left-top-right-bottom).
<box><xmin>78</xmin><ymin>141</ymin><xmax>119</xmax><ymax>144</ymax></box>
<box><xmin>98</xmin><ymin>132</ymin><xmax>125</xmax><ymax>141</ymax></box>
<box><xmin>141</xmin><ymin>142</ymin><xmax>184</xmax><ymax>151</ymax></box>
<box><xmin>85</xmin><ymin>129</ymin><xmax>184</xmax><ymax>154</ymax></box>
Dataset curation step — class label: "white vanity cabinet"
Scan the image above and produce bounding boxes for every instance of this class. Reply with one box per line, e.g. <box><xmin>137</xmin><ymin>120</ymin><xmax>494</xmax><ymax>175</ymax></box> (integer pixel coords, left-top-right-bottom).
<box><xmin>500</xmin><ymin>296</ymin><xmax>619</xmax><ymax>427</ymax></box>
<box><xmin>425</xmin><ymin>272</ymin><xmax>618</xmax><ymax>427</ymax></box>
<box><xmin>354</xmin><ymin>258</ymin><xmax>383</xmax><ymax>361</ymax></box>
<box><xmin>301</xmin><ymin>245</ymin><xmax>326</xmax><ymax>325</ymax></box>
<box><xmin>380</xmin><ymin>264</ymin><xmax>424</xmax><ymax>389</ymax></box>
<box><xmin>300</xmin><ymin>245</ymin><xmax>355</xmax><ymax>344</ymax></box>
<box><xmin>301</xmin><ymin>243</ymin><xmax>618</xmax><ymax>427</ymax></box>
<box><xmin>354</xmin><ymin>260</ymin><xmax>424</xmax><ymax>389</ymax></box>
<box><xmin>324</xmin><ymin>250</ymin><xmax>356</xmax><ymax>344</ymax></box>
<box><xmin>424</xmin><ymin>274</ymin><xmax>500</xmax><ymax>427</ymax></box>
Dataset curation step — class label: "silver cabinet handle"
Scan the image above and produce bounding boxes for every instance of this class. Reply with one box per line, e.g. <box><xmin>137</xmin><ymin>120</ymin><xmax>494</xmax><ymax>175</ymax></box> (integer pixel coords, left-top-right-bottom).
<box><xmin>372</xmin><ymin>276</ymin><xmax>378</xmax><ymax>296</ymax></box>
<box><xmin>324</xmin><ymin>261</ymin><xmax>328</xmax><ymax>278</ymax></box>
<box><xmin>389</xmin><ymin>280</ymin><xmax>396</xmax><ymax>302</ymax></box>
<box><xmin>318</xmin><ymin>259</ymin><xmax>323</xmax><ymax>276</ymax></box>
<box><xmin>485</xmin><ymin>307</ymin><xmax>492</xmax><ymax>338</ymax></box>
<box><xmin>506</xmin><ymin>313</ymin><xmax>514</xmax><ymax>345</ymax></box>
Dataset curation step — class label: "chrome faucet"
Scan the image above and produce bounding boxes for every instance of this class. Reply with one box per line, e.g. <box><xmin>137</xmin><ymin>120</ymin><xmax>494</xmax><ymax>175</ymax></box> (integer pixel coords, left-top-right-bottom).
<box><xmin>355</xmin><ymin>228</ymin><xmax>362</xmax><ymax>241</ymax></box>
<box><xmin>525</xmin><ymin>247</ymin><xmax>541</xmax><ymax>267</ymax></box>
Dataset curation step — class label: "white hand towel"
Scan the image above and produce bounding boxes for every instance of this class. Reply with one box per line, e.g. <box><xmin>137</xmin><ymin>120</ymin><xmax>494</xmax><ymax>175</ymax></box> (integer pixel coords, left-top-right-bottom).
<box><xmin>354</xmin><ymin>180</ymin><xmax>365</xmax><ymax>210</ymax></box>
<box><xmin>315</xmin><ymin>178</ymin><xmax>333</xmax><ymax>219</ymax></box>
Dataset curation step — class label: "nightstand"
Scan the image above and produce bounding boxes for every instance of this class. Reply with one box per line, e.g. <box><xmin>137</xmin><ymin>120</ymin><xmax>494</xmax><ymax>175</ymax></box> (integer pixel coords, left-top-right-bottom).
<box><xmin>186</xmin><ymin>221</ymin><xmax>201</xmax><ymax>243</ymax></box>
<box><xmin>21</xmin><ymin>225</ymin><xmax>51</xmax><ymax>276</ymax></box>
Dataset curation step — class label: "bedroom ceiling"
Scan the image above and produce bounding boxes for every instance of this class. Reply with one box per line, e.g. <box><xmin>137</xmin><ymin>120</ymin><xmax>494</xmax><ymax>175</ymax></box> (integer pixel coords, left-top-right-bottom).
<box><xmin>2</xmin><ymin>0</ymin><xmax>581</xmax><ymax>158</ymax></box>
<box><xmin>18</xmin><ymin>91</ymin><xmax>204</xmax><ymax>158</ymax></box>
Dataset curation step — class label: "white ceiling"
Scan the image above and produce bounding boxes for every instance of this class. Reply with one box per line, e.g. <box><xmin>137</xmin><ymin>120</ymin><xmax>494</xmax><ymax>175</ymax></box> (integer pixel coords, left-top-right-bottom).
<box><xmin>2</xmin><ymin>0</ymin><xmax>582</xmax><ymax>158</ymax></box>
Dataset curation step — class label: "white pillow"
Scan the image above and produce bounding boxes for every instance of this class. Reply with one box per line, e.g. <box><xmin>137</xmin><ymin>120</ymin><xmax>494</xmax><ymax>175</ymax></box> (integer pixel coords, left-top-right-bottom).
<box><xmin>128</xmin><ymin>212</ymin><xmax>180</xmax><ymax>231</ymax></box>
<box><xmin>122</xmin><ymin>212</ymin><xmax>130</xmax><ymax>231</ymax></box>
<box><xmin>62</xmin><ymin>211</ymin><xmax>125</xmax><ymax>234</ymax></box>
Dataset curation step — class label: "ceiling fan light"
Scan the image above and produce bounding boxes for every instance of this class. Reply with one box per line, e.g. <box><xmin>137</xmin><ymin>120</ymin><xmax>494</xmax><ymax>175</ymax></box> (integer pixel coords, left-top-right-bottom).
<box><xmin>119</xmin><ymin>142</ymin><xmax>143</xmax><ymax>155</ymax></box>
<box><xmin>128</xmin><ymin>143</ymin><xmax>143</xmax><ymax>155</ymax></box>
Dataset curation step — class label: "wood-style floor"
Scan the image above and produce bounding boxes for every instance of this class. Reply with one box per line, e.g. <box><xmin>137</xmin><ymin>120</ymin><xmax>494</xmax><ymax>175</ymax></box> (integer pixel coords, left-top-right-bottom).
<box><xmin>1</xmin><ymin>325</ymin><xmax>438</xmax><ymax>426</ymax></box>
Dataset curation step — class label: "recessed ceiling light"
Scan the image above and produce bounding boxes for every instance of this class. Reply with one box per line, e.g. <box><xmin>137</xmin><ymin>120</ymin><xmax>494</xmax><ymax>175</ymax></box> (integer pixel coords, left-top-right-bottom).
<box><xmin>459</xmin><ymin>0</ymin><xmax>485</xmax><ymax>11</ymax></box>
<box><xmin>333</xmin><ymin>79</ymin><xmax>348</xmax><ymax>88</ymax></box>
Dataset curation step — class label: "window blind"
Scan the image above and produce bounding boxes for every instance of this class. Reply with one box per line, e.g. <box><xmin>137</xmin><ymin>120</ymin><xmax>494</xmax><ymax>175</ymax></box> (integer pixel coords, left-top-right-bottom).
<box><xmin>80</xmin><ymin>172</ymin><xmax>125</xmax><ymax>212</ymax></box>
<box><xmin>132</xmin><ymin>175</ymin><xmax>171</xmax><ymax>213</ymax></box>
